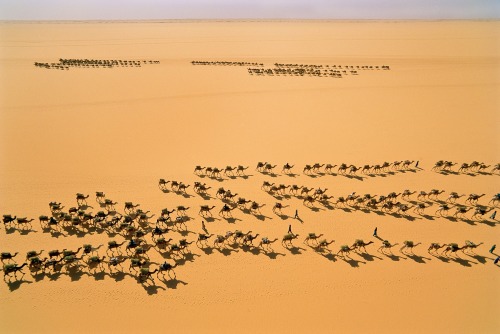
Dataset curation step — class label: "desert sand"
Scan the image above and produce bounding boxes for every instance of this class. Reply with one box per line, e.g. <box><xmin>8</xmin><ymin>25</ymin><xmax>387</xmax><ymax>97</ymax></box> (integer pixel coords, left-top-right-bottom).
<box><xmin>0</xmin><ymin>20</ymin><xmax>499</xmax><ymax>333</ymax></box>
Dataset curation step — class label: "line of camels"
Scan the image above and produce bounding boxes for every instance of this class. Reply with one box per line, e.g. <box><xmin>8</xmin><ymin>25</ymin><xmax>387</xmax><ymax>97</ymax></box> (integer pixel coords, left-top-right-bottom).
<box><xmin>34</xmin><ymin>58</ymin><xmax>160</xmax><ymax>70</ymax></box>
<box><xmin>191</xmin><ymin>60</ymin><xmax>263</xmax><ymax>67</ymax></box>
<box><xmin>432</xmin><ymin>161</ymin><xmax>499</xmax><ymax>174</ymax></box>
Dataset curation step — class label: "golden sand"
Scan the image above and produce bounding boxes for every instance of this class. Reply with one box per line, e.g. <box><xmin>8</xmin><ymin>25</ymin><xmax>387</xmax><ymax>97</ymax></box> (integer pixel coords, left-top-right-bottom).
<box><xmin>0</xmin><ymin>20</ymin><xmax>499</xmax><ymax>333</ymax></box>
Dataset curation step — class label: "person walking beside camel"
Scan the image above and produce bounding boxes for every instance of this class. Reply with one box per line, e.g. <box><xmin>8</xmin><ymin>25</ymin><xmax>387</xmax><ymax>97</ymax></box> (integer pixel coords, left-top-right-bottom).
<box><xmin>490</xmin><ymin>211</ymin><xmax>497</xmax><ymax>220</ymax></box>
<box><xmin>288</xmin><ymin>224</ymin><xmax>293</xmax><ymax>235</ymax></box>
<box><xmin>294</xmin><ymin>210</ymin><xmax>299</xmax><ymax>219</ymax></box>
<box><xmin>494</xmin><ymin>256</ymin><xmax>500</xmax><ymax>265</ymax></box>
<box><xmin>490</xmin><ymin>244</ymin><xmax>496</xmax><ymax>254</ymax></box>
<box><xmin>373</xmin><ymin>227</ymin><xmax>378</xmax><ymax>237</ymax></box>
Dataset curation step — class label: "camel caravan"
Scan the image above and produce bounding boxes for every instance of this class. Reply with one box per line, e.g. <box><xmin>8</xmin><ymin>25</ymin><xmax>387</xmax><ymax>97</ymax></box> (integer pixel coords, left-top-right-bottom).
<box><xmin>432</xmin><ymin>160</ymin><xmax>499</xmax><ymax>175</ymax></box>
<box><xmin>1</xmin><ymin>160</ymin><xmax>498</xmax><ymax>289</ymax></box>
<box><xmin>34</xmin><ymin>58</ymin><xmax>160</xmax><ymax>71</ymax></box>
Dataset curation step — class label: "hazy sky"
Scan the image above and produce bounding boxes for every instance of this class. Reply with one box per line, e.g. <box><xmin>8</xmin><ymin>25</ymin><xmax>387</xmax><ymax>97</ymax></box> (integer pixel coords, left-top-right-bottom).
<box><xmin>1</xmin><ymin>0</ymin><xmax>499</xmax><ymax>20</ymax></box>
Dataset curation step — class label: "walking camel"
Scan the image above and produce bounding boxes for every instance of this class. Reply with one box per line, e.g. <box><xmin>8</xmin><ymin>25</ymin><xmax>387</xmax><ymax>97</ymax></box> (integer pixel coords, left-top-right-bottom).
<box><xmin>282</xmin><ymin>233</ymin><xmax>300</xmax><ymax>247</ymax></box>
<box><xmin>76</xmin><ymin>193</ymin><xmax>90</xmax><ymax>206</ymax></box>
<box><xmin>139</xmin><ymin>268</ymin><xmax>158</xmax><ymax>283</ymax></box>
<box><xmin>196</xmin><ymin>233</ymin><xmax>214</xmax><ymax>247</ymax></box>
<box><xmin>428</xmin><ymin>243</ymin><xmax>446</xmax><ymax>254</ymax></box>
<box><xmin>400</xmin><ymin>241</ymin><xmax>421</xmax><ymax>254</ymax></box>
<box><xmin>304</xmin><ymin>233</ymin><xmax>324</xmax><ymax>245</ymax></box>
<box><xmin>158</xmin><ymin>261</ymin><xmax>177</xmax><ymax>279</ymax></box>
<box><xmin>256</xmin><ymin>162</ymin><xmax>267</xmax><ymax>172</ymax></box>
<box><xmin>250</xmin><ymin>202</ymin><xmax>265</xmax><ymax>214</ymax></box>
<box><xmin>219</xmin><ymin>204</ymin><xmax>235</xmax><ymax>217</ymax></box>
<box><xmin>446</xmin><ymin>192</ymin><xmax>465</xmax><ymax>203</ymax></box>
<box><xmin>471</xmin><ymin>207</ymin><xmax>493</xmax><ymax>220</ymax></box>
<box><xmin>351</xmin><ymin>240</ymin><xmax>374</xmax><ymax>252</ymax></box>
<box><xmin>337</xmin><ymin>245</ymin><xmax>355</xmax><ymax>257</ymax></box>
<box><xmin>282</xmin><ymin>163</ymin><xmax>294</xmax><ymax>174</ymax></box>
<box><xmin>2</xmin><ymin>263</ymin><xmax>27</xmax><ymax>278</ymax></box>
<box><xmin>466</xmin><ymin>193</ymin><xmax>485</xmax><ymax>205</ymax></box>
<box><xmin>236</xmin><ymin>165</ymin><xmax>249</xmax><ymax>175</ymax></box>
<box><xmin>258</xmin><ymin>237</ymin><xmax>279</xmax><ymax>251</ymax></box>
<box><xmin>442</xmin><ymin>243</ymin><xmax>467</xmax><ymax>257</ymax></box>
<box><xmin>242</xmin><ymin>233</ymin><xmax>260</xmax><ymax>246</ymax></box>
<box><xmin>378</xmin><ymin>240</ymin><xmax>399</xmax><ymax>254</ymax></box>
<box><xmin>435</xmin><ymin>204</ymin><xmax>452</xmax><ymax>216</ymax></box>
<box><xmin>324</xmin><ymin>164</ymin><xmax>337</xmax><ymax>174</ymax></box>
<box><xmin>199</xmin><ymin>205</ymin><xmax>216</xmax><ymax>217</ymax></box>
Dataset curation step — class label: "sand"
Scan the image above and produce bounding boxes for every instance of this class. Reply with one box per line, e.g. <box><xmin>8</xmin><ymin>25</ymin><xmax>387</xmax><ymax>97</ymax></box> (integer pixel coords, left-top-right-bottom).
<box><xmin>0</xmin><ymin>20</ymin><xmax>499</xmax><ymax>333</ymax></box>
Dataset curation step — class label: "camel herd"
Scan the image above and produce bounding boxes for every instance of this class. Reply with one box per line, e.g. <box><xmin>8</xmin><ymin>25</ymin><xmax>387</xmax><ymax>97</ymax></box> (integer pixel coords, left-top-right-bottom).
<box><xmin>34</xmin><ymin>58</ymin><xmax>160</xmax><ymax>70</ymax></box>
<box><xmin>1</xmin><ymin>160</ymin><xmax>498</xmax><ymax>289</ymax></box>
<box><xmin>191</xmin><ymin>60</ymin><xmax>263</xmax><ymax>67</ymax></box>
<box><xmin>432</xmin><ymin>161</ymin><xmax>499</xmax><ymax>174</ymax></box>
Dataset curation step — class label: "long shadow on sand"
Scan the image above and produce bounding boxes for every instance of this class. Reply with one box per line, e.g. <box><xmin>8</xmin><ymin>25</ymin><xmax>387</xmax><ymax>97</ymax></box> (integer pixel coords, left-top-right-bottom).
<box><xmin>5</xmin><ymin>277</ymin><xmax>33</xmax><ymax>291</ymax></box>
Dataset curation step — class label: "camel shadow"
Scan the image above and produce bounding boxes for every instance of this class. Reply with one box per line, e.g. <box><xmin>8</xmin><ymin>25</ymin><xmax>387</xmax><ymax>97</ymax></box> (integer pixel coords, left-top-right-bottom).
<box><xmin>338</xmin><ymin>207</ymin><xmax>353</xmax><ymax>213</ymax></box>
<box><xmin>90</xmin><ymin>270</ymin><xmax>109</xmax><ymax>281</ymax></box>
<box><xmin>341</xmin><ymin>256</ymin><xmax>366</xmax><ymax>267</ymax></box>
<box><xmin>450</xmin><ymin>256</ymin><xmax>476</xmax><ymax>267</ymax></box>
<box><xmin>198</xmin><ymin>246</ymin><xmax>214</xmax><ymax>255</ymax></box>
<box><xmin>45</xmin><ymin>271</ymin><xmax>63</xmax><ymax>281</ymax></box>
<box><xmin>30</xmin><ymin>271</ymin><xmax>46</xmax><ymax>282</ymax></box>
<box><xmin>284</xmin><ymin>173</ymin><xmax>299</xmax><ymax>178</ymax></box>
<box><xmin>204</xmin><ymin>216</ymin><xmax>221</xmax><ymax>223</ymax></box>
<box><xmin>17</xmin><ymin>227</ymin><xmax>38</xmax><ymax>235</ymax></box>
<box><xmin>304</xmin><ymin>174</ymin><xmax>319</xmax><ymax>178</ymax></box>
<box><xmin>430</xmin><ymin>254</ymin><xmax>450</xmax><ymax>263</ymax></box>
<box><xmin>263</xmin><ymin>250</ymin><xmax>286</xmax><ymax>259</ymax></box>
<box><xmin>344</xmin><ymin>175</ymin><xmax>365</xmax><ymax>182</ymax></box>
<box><xmin>160</xmin><ymin>189</ymin><xmax>171</xmax><ymax>194</ymax></box>
<box><xmin>223</xmin><ymin>217</ymin><xmax>242</xmax><ymax>224</ymax></box>
<box><xmin>421</xmin><ymin>214</ymin><xmax>435</xmax><ymax>221</ymax></box>
<box><xmin>162</xmin><ymin>278</ymin><xmax>188</xmax><ymax>289</ymax></box>
<box><xmin>241</xmin><ymin>245</ymin><xmax>261</xmax><ymax>256</ymax></box>
<box><xmin>319</xmin><ymin>252</ymin><xmax>337</xmax><ymax>262</ymax></box>
<box><xmin>405</xmin><ymin>253</ymin><xmax>431</xmax><ymax>263</ymax></box>
<box><xmin>197</xmin><ymin>193</ymin><xmax>213</xmax><ymax>201</ymax></box>
<box><xmin>284</xmin><ymin>246</ymin><xmax>305</xmax><ymax>255</ymax></box>
<box><xmin>215</xmin><ymin>247</ymin><xmax>238</xmax><ymax>256</ymax></box>
<box><xmin>476</xmin><ymin>219</ymin><xmax>497</xmax><ymax>227</ymax></box>
<box><xmin>254</xmin><ymin>214</ymin><xmax>273</xmax><ymax>221</ymax></box>
<box><xmin>277</xmin><ymin>214</ymin><xmax>289</xmax><ymax>220</ymax></box>
<box><xmin>175</xmin><ymin>192</ymin><xmax>194</xmax><ymax>199</ymax></box>
<box><xmin>466</xmin><ymin>253</ymin><xmax>491</xmax><ymax>264</ymax></box>
<box><xmin>5</xmin><ymin>277</ymin><xmax>33</xmax><ymax>291</ymax></box>
<box><xmin>306</xmin><ymin>206</ymin><xmax>323</xmax><ymax>212</ymax></box>
<box><xmin>110</xmin><ymin>271</ymin><xmax>132</xmax><ymax>282</ymax></box>
<box><xmin>381</xmin><ymin>253</ymin><xmax>405</xmax><ymax>261</ymax></box>
<box><xmin>357</xmin><ymin>252</ymin><xmax>383</xmax><ymax>262</ymax></box>
<box><xmin>142</xmin><ymin>283</ymin><xmax>167</xmax><ymax>295</ymax></box>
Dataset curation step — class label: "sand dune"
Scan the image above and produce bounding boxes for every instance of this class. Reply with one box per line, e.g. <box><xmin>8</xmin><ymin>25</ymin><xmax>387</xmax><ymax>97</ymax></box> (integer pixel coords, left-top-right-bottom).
<box><xmin>0</xmin><ymin>20</ymin><xmax>499</xmax><ymax>334</ymax></box>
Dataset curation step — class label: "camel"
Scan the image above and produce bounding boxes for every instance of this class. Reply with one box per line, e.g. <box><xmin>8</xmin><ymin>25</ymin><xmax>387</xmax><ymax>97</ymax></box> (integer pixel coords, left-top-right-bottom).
<box><xmin>216</xmin><ymin>187</ymin><xmax>227</xmax><ymax>198</ymax></box>
<box><xmin>256</xmin><ymin>162</ymin><xmax>267</xmax><ymax>172</ymax></box>
<box><xmin>371</xmin><ymin>164</ymin><xmax>383</xmax><ymax>174</ymax></box>
<box><xmin>312</xmin><ymin>163</ymin><xmax>324</xmax><ymax>173</ymax></box>
<box><xmin>337</xmin><ymin>163</ymin><xmax>350</xmax><ymax>174</ymax></box>
<box><xmin>289</xmin><ymin>185</ymin><xmax>303</xmax><ymax>195</ymax></box>
<box><xmin>413</xmin><ymin>203</ymin><xmax>431</xmax><ymax>215</ymax></box>
<box><xmin>337</xmin><ymin>245</ymin><xmax>355</xmax><ymax>257</ymax></box>
<box><xmin>277</xmin><ymin>184</ymin><xmax>290</xmax><ymax>195</ymax></box>
<box><xmin>129</xmin><ymin>258</ymin><xmax>147</xmax><ymax>271</ymax></box>
<box><xmin>158</xmin><ymin>261</ymin><xmax>177</xmax><ymax>279</ymax></box>
<box><xmin>314</xmin><ymin>188</ymin><xmax>328</xmax><ymax>198</ymax></box>
<box><xmin>402</xmin><ymin>160</ymin><xmax>415</xmax><ymax>169</ymax></box>
<box><xmin>381</xmin><ymin>162</ymin><xmax>391</xmax><ymax>172</ymax></box>
<box><xmin>431</xmin><ymin>160</ymin><xmax>445</xmax><ymax>171</ymax></box>
<box><xmin>104</xmin><ymin>199</ymin><xmax>117</xmax><ymax>211</ymax></box>
<box><xmin>107</xmin><ymin>240</ymin><xmax>126</xmax><ymax>253</ymax></box>
<box><xmin>402</xmin><ymin>189</ymin><xmax>416</xmax><ymax>200</ymax></box>
<box><xmin>232</xmin><ymin>230</ymin><xmax>252</xmax><ymax>243</ymax></box>
<box><xmin>335</xmin><ymin>197</ymin><xmax>347</xmax><ymax>207</ymax></box>
<box><xmin>76</xmin><ymin>193</ymin><xmax>89</xmax><ymax>206</ymax></box>
<box><xmin>303</xmin><ymin>196</ymin><xmax>316</xmax><ymax>207</ymax></box>
<box><xmin>1</xmin><ymin>252</ymin><xmax>19</xmax><ymax>262</ymax></box>
<box><xmin>458</xmin><ymin>163</ymin><xmax>470</xmax><ymax>173</ymax></box>
<box><xmin>282</xmin><ymin>163</ymin><xmax>294</xmax><ymax>174</ymax></box>
<box><xmin>400</xmin><ymin>241</ymin><xmax>421</xmax><ymax>254</ymax></box>
<box><xmin>466</xmin><ymin>193</ymin><xmax>485</xmax><ymax>205</ymax></box>
<box><xmin>44</xmin><ymin>258</ymin><xmax>63</xmax><ymax>271</ymax></box>
<box><xmin>348</xmin><ymin>165</ymin><xmax>360</xmax><ymax>175</ymax></box>
<box><xmin>443</xmin><ymin>161</ymin><xmax>456</xmax><ymax>170</ymax></box>
<box><xmin>396</xmin><ymin>204</ymin><xmax>413</xmax><ymax>215</ymax></box>
<box><xmin>2</xmin><ymin>263</ymin><xmax>27</xmax><ymax>277</ymax></box>
<box><xmin>453</xmin><ymin>206</ymin><xmax>471</xmax><ymax>218</ymax></box>
<box><xmin>258</xmin><ymin>237</ymin><xmax>279</xmax><ymax>251</ymax></box>
<box><xmin>417</xmin><ymin>191</ymin><xmax>429</xmax><ymax>201</ymax></box>
<box><xmin>446</xmin><ymin>192</ymin><xmax>465</xmax><ymax>203</ymax></box>
<box><xmin>351</xmin><ymin>240</ymin><xmax>373</xmax><ymax>253</ymax></box>
<box><xmin>316</xmin><ymin>239</ymin><xmax>335</xmax><ymax>250</ymax></box>
<box><xmin>491</xmin><ymin>163</ymin><xmax>500</xmax><ymax>174</ymax></box>
<box><xmin>26</xmin><ymin>250</ymin><xmax>44</xmax><ymax>260</ymax></box>
<box><xmin>304</xmin><ymin>233</ymin><xmax>324</xmax><ymax>245</ymax></box>
<box><xmin>154</xmin><ymin>237</ymin><xmax>173</xmax><ymax>249</ymax></box>
<box><xmin>161</xmin><ymin>208</ymin><xmax>176</xmax><ymax>219</ymax></box>
<box><xmin>236</xmin><ymin>197</ymin><xmax>252</xmax><ymax>209</ymax></box>
<box><xmin>204</xmin><ymin>167</ymin><xmax>214</xmax><ymax>176</ymax></box>
<box><xmin>87</xmin><ymin>256</ymin><xmax>106</xmax><ymax>268</ymax></box>
<box><xmin>63</xmin><ymin>248</ymin><xmax>82</xmax><ymax>258</ymax></box>
<box><xmin>179</xmin><ymin>239</ymin><xmax>194</xmax><ymax>251</ymax></box>
<box><xmin>48</xmin><ymin>249</ymin><xmax>66</xmax><ymax>258</ymax></box>
<box><xmin>224</xmin><ymin>166</ymin><xmax>236</xmax><ymax>176</ymax></box>
<box><xmin>213</xmin><ymin>235</ymin><xmax>228</xmax><ymax>248</ymax></box>
<box><xmin>14</xmin><ymin>217</ymin><xmax>33</xmax><ymax>227</ymax></box>
<box><xmin>378</xmin><ymin>240</ymin><xmax>399</xmax><ymax>254</ymax></box>
<box><xmin>196</xmin><ymin>233</ymin><xmax>214</xmax><ymax>247</ymax></box>
<box><xmin>263</xmin><ymin>164</ymin><xmax>277</xmax><ymax>174</ymax></box>
<box><xmin>324</xmin><ymin>164</ymin><xmax>337</xmax><ymax>174</ymax></box>
<box><xmin>361</xmin><ymin>165</ymin><xmax>372</xmax><ymax>174</ymax></box>
<box><xmin>272</xmin><ymin>202</ymin><xmax>289</xmax><ymax>215</ymax></box>
<box><xmin>62</xmin><ymin>255</ymin><xmax>83</xmax><ymax>268</ymax></box>
<box><xmin>193</xmin><ymin>165</ymin><xmax>205</xmax><ymax>174</ymax></box>
<box><xmin>489</xmin><ymin>193</ymin><xmax>500</xmax><ymax>206</ymax></box>
<box><xmin>95</xmin><ymin>191</ymin><xmax>106</xmax><ymax>204</ymax></box>
<box><xmin>250</xmin><ymin>202</ymin><xmax>265</xmax><ymax>214</ymax></box>
<box><xmin>177</xmin><ymin>182</ymin><xmax>190</xmax><ymax>193</ymax></box>
<box><xmin>435</xmin><ymin>204</ymin><xmax>452</xmax><ymax>216</ymax></box>
<box><xmin>471</xmin><ymin>207</ymin><xmax>493</xmax><ymax>220</ymax></box>
<box><xmin>428</xmin><ymin>243</ymin><xmax>446</xmax><ymax>254</ymax></box>
<box><xmin>236</xmin><ymin>165</ymin><xmax>249</xmax><ymax>175</ymax></box>
<box><xmin>158</xmin><ymin>179</ymin><xmax>170</xmax><ymax>190</ymax></box>
<box><xmin>303</xmin><ymin>164</ymin><xmax>314</xmax><ymax>174</ymax></box>
<box><xmin>83</xmin><ymin>244</ymin><xmax>103</xmax><ymax>255</ymax></box>
<box><xmin>442</xmin><ymin>243</ymin><xmax>467</xmax><ymax>256</ymax></box>
<box><xmin>124</xmin><ymin>202</ymin><xmax>140</xmax><ymax>214</ymax></box>
<box><xmin>392</xmin><ymin>161</ymin><xmax>402</xmax><ymax>170</ymax></box>
<box><xmin>151</xmin><ymin>226</ymin><xmax>169</xmax><ymax>238</ymax></box>
<box><xmin>428</xmin><ymin>189</ymin><xmax>445</xmax><ymax>200</ymax></box>
<box><xmin>242</xmin><ymin>233</ymin><xmax>260</xmax><ymax>246</ymax></box>
<box><xmin>282</xmin><ymin>233</ymin><xmax>299</xmax><ymax>247</ymax></box>
<box><xmin>219</xmin><ymin>204</ymin><xmax>235</xmax><ymax>217</ymax></box>
<box><xmin>261</xmin><ymin>181</ymin><xmax>274</xmax><ymax>191</ymax></box>
<box><xmin>176</xmin><ymin>205</ymin><xmax>190</xmax><ymax>217</ymax></box>
<box><xmin>464</xmin><ymin>240</ymin><xmax>483</xmax><ymax>253</ymax></box>
<box><xmin>199</xmin><ymin>205</ymin><xmax>216</xmax><ymax>217</ymax></box>
<box><xmin>107</xmin><ymin>256</ymin><xmax>127</xmax><ymax>272</ymax></box>
<box><xmin>268</xmin><ymin>185</ymin><xmax>280</xmax><ymax>194</ymax></box>
<box><xmin>2</xmin><ymin>215</ymin><xmax>16</xmax><ymax>226</ymax></box>
<box><xmin>139</xmin><ymin>268</ymin><xmax>158</xmax><ymax>283</ymax></box>
<box><xmin>318</xmin><ymin>194</ymin><xmax>334</xmax><ymax>204</ymax></box>
<box><xmin>223</xmin><ymin>190</ymin><xmax>238</xmax><ymax>202</ymax></box>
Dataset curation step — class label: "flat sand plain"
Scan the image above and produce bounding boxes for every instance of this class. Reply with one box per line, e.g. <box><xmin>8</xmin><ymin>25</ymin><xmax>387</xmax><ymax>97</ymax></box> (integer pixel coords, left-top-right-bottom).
<box><xmin>0</xmin><ymin>20</ymin><xmax>499</xmax><ymax>333</ymax></box>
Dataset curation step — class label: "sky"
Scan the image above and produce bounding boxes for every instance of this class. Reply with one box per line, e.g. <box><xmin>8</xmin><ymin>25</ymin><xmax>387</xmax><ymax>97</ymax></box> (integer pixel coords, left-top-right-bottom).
<box><xmin>0</xmin><ymin>0</ymin><xmax>499</xmax><ymax>20</ymax></box>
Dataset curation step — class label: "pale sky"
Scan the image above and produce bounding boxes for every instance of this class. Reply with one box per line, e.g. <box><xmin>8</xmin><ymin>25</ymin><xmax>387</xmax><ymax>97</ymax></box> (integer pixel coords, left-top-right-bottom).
<box><xmin>1</xmin><ymin>0</ymin><xmax>499</xmax><ymax>20</ymax></box>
